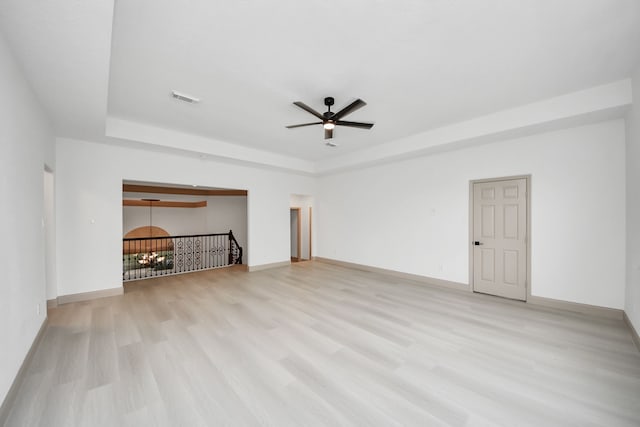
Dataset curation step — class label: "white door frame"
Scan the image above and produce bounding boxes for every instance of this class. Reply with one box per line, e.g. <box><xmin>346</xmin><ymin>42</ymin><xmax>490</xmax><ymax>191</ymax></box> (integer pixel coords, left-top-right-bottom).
<box><xmin>43</xmin><ymin>165</ymin><xmax>57</xmax><ymax>304</ymax></box>
<box><xmin>308</xmin><ymin>207</ymin><xmax>312</xmax><ymax>259</ymax></box>
<box><xmin>469</xmin><ymin>175</ymin><xmax>532</xmax><ymax>300</ymax></box>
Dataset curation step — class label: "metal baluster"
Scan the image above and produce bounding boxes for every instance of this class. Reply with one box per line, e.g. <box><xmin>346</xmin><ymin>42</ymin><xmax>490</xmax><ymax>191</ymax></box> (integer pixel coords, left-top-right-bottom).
<box><xmin>152</xmin><ymin>236</ymin><xmax>155</xmax><ymax>278</ymax></box>
<box><xmin>137</xmin><ymin>239</ymin><xmax>140</xmax><ymax>280</ymax></box>
<box><xmin>160</xmin><ymin>237</ymin><xmax>164</xmax><ymax>276</ymax></box>
<box><xmin>187</xmin><ymin>237</ymin><xmax>192</xmax><ymax>272</ymax></box>
<box><xmin>143</xmin><ymin>238</ymin><xmax>147</xmax><ymax>279</ymax></box>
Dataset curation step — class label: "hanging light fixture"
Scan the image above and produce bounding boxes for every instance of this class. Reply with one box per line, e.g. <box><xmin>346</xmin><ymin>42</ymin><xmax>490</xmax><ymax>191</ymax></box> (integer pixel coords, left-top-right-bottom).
<box><xmin>142</xmin><ymin>198</ymin><xmax>160</xmax><ymax>237</ymax></box>
<box><xmin>139</xmin><ymin>198</ymin><xmax>162</xmax><ymax>267</ymax></box>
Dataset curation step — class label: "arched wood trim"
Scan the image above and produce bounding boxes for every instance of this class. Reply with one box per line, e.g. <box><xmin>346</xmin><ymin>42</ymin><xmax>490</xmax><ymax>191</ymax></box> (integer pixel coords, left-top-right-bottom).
<box><xmin>123</xmin><ymin>226</ymin><xmax>173</xmax><ymax>254</ymax></box>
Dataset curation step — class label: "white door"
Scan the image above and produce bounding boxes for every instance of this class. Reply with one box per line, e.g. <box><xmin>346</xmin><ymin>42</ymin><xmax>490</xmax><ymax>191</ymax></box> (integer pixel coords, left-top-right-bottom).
<box><xmin>473</xmin><ymin>178</ymin><xmax>527</xmax><ymax>300</ymax></box>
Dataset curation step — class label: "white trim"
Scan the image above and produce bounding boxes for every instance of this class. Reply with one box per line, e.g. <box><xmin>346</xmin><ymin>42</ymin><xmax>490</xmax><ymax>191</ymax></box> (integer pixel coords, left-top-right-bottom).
<box><xmin>248</xmin><ymin>260</ymin><xmax>291</xmax><ymax>272</ymax></box>
<box><xmin>314</xmin><ymin>257</ymin><xmax>469</xmax><ymax>292</ymax></box>
<box><xmin>623</xmin><ymin>312</ymin><xmax>640</xmax><ymax>351</ymax></box>
<box><xmin>0</xmin><ymin>318</ymin><xmax>47</xmax><ymax>425</ymax></box>
<box><xmin>527</xmin><ymin>295</ymin><xmax>623</xmax><ymax>320</ymax></box>
<box><xmin>314</xmin><ymin>258</ymin><xmax>624</xmax><ymax>321</ymax></box>
<box><xmin>57</xmin><ymin>287</ymin><xmax>123</xmax><ymax>305</ymax></box>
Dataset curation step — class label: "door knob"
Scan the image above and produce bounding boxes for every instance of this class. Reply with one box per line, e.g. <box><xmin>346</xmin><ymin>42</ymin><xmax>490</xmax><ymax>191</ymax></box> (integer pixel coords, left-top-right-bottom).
<box><xmin>474</xmin><ymin>241</ymin><xmax>483</xmax><ymax>245</ymax></box>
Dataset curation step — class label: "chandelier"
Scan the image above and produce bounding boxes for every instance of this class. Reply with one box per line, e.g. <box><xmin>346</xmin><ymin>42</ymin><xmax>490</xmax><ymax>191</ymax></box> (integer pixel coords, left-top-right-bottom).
<box><xmin>137</xmin><ymin>198</ymin><xmax>165</xmax><ymax>267</ymax></box>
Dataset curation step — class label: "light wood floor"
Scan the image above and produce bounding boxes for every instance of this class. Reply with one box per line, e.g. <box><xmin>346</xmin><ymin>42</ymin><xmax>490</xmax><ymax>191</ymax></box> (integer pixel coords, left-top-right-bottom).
<box><xmin>5</xmin><ymin>262</ymin><xmax>640</xmax><ymax>426</ymax></box>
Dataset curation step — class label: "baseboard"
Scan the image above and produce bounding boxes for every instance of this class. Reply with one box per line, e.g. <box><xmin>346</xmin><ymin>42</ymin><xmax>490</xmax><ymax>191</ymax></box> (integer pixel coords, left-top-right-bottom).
<box><xmin>313</xmin><ymin>257</ymin><xmax>624</xmax><ymax>321</ymax></box>
<box><xmin>527</xmin><ymin>295</ymin><xmax>623</xmax><ymax>320</ymax></box>
<box><xmin>46</xmin><ymin>298</ymin><xmax>58</xmax><ymax>309</ymax></box>
<box><xmin>57</xmin><ymin>286</ymin><xmax>123</xmax><ymax>305</ymax></box>
<box><xmin>0</xmin><ymin>317</ymin><xmax>47</xmax><ymax>425</ymax></box>
<box><xmin>313</xmin><ymin>257</ymin><xmax>469</xmax><ymax>292</ymax></box>
<box><xmin>248</xmin><ymin>260</ymin><xmax>291</xmax><ymax>272</ymax></box>
<box><xmin>623</xmin><ymin>312</ymin><xmax>640</xmax><ymax>352</ymax></box>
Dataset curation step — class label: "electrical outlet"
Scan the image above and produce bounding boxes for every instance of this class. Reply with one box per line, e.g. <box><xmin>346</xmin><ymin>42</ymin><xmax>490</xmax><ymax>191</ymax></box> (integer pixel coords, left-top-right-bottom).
<box><xmin>36</xmin><ymin>303</ymin><xmax>40</xmax><ymax>315</ymax></box>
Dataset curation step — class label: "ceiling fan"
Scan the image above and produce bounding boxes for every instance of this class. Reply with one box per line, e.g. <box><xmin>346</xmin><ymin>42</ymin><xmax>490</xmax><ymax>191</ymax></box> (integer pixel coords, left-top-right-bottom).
<box><xmin>286</xmin><ymin>97</ymin><xmax>374</xmax><ymax>142</ymax></box>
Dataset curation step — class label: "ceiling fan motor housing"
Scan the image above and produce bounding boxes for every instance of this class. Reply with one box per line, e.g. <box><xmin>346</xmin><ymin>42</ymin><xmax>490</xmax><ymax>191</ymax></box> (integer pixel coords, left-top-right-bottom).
<box><xmin>324</xmin><ymin>97</ymin><xmax>335</xmax><ymax>118</ymax></box>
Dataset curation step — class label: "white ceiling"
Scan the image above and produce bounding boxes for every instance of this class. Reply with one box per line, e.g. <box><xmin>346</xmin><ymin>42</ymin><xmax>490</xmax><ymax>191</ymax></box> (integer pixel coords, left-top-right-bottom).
<box><xmin>1</xmin><ymin>0</ymin><xmax>640</xmax><ymax>168</ymax></box>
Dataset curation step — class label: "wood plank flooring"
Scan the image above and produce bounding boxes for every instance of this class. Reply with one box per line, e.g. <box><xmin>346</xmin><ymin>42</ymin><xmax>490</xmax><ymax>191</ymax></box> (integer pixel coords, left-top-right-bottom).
<box><xmin>5</xmin><ymin>262</ymin><xmax>640</xmax><ymax>426</ymax></box>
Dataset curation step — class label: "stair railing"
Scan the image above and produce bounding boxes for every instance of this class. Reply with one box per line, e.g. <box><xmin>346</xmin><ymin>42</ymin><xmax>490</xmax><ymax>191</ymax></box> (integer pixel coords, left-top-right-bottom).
<box><xmin>123</xmin><ymin>230</ymin><xmax>243</xmax><ymax>281</ymax></box>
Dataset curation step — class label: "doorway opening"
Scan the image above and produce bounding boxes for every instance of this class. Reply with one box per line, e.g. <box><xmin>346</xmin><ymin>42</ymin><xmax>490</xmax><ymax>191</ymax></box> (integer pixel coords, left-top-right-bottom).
<box><xmin>290</xmin><ymin>208</ymin><xmax>301</xmax><ymax>262</ymax></box>
<box><xmin>469</xmin><ymin>175</ymin><xmax>531</xmax><ymax>301</ymax></box>
<box><xmin>122</xmin><ymin>180</ymin><xmax>248</xmax><ymax>281</ymax></box>
<box><xmin>290</xmin><ymin>194</ymin><xmax>313</xmax><ymax>262</ymax></box>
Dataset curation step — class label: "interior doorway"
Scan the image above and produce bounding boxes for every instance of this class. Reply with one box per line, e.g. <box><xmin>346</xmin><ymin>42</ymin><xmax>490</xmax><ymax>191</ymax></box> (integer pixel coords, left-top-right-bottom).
<box><xmin>122</xmin><ymin>181</ymin><xmax>248</xmax><ymax>281</ymax></box>
<box><xmin>470</xmin><ymin>176</ymin><xmax>530</xmax><ymax>301</ymax></box>
<box><xmin>43</xmin><ymin>167</ymin><xmax>56</xmax><ymax>302</ymax></box>
<box><xmin>308</xmin><ymin>206</ymin><xmax>312</xmax><ymax>259</ymax></box>
<box><xmin>290</xmin><ymin>194</ymin><xmax>314</xmax><ymax>262</ymax></box>
<box><xmin>290</xmin><ymin>208</ymin><xmax>301</xmax><ymax>262</ymax></box>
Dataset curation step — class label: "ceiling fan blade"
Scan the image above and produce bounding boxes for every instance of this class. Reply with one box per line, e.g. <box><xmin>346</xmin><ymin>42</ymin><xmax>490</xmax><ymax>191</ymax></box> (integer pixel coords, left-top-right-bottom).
<box><xmin>324</xmin><ymin>128</ymin><xmax>333</xmax><ymax>139</ymax></box>
<box><xmin>286</xmin><ymin>122</ymin><xmax>322</xmax><ymax>129</ymax></box>
<box><xmin>335</xmin><ymin>120</ymin><xmax>374</xmax><ymax>129</ymax></box>
<box><xmin>293</xmin><ymin>102</ymin><xmax>324</xmax><ymax>120</ymax></box>
<box><xmin>333</xmin><ymin>99</ymin><xmax>366</xmax><ymax>120</ymax></box>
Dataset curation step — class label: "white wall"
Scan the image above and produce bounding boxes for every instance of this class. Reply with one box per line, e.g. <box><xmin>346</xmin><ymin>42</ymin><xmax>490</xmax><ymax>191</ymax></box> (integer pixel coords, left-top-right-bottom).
<box><xmin>290</xmin><ymin>194</ymin><xmax>314</xmax><ymax>260</ymax></box>
<box><xmin>205</xmin><ymin>196</ymin><xmax>247</xmax><ymax>255</ymax></box>
<box><xmin>0</xmin><ymin>33</ymin><xmax>53</xmax><ymax>405</ymax></box>
<box><xmin>317</xmin><ymin>120</ymin><xmax>626</xmax><ymax>309</ymax></box>
<box><xmin>626</xmin><ymin>66</ymin><xmax>640</xmax><ymax>331</ymax></box>
<box><xmin>56</xmin><ymin>138</ymin><xmax>315</xmax><ymax>297</ymax></box>
<box><xmin>122</xmin><ymin>193</ymin><xmax>248</xmax><ymax>261</ymax></box>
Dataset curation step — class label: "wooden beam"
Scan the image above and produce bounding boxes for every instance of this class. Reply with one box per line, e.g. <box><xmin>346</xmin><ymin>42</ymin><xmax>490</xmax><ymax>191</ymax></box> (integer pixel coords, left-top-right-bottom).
<box><xmin>123</xmin><ymin>199</ymin><xmax>207</xmax><ymax>208</ymax></box>
<box><xmin>123</xmin><ymin>184</ymin><xmax>247</xmax><ymax>196</ymax></box>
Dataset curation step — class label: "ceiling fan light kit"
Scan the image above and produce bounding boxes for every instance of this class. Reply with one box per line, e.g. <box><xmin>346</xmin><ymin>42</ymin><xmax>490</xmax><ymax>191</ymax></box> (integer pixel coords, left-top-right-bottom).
<box><xmin>286</xmin><ymin>96</ymin><xmax>374</xmax><ymax>142</ymax></box>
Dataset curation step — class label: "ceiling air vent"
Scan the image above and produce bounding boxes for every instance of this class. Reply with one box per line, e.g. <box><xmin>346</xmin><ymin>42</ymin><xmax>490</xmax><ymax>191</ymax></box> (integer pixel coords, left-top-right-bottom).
<box><xmin>171</xmin><ymin>90</ymin><xmax>200</xmax><ymax>104</ymax></box>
